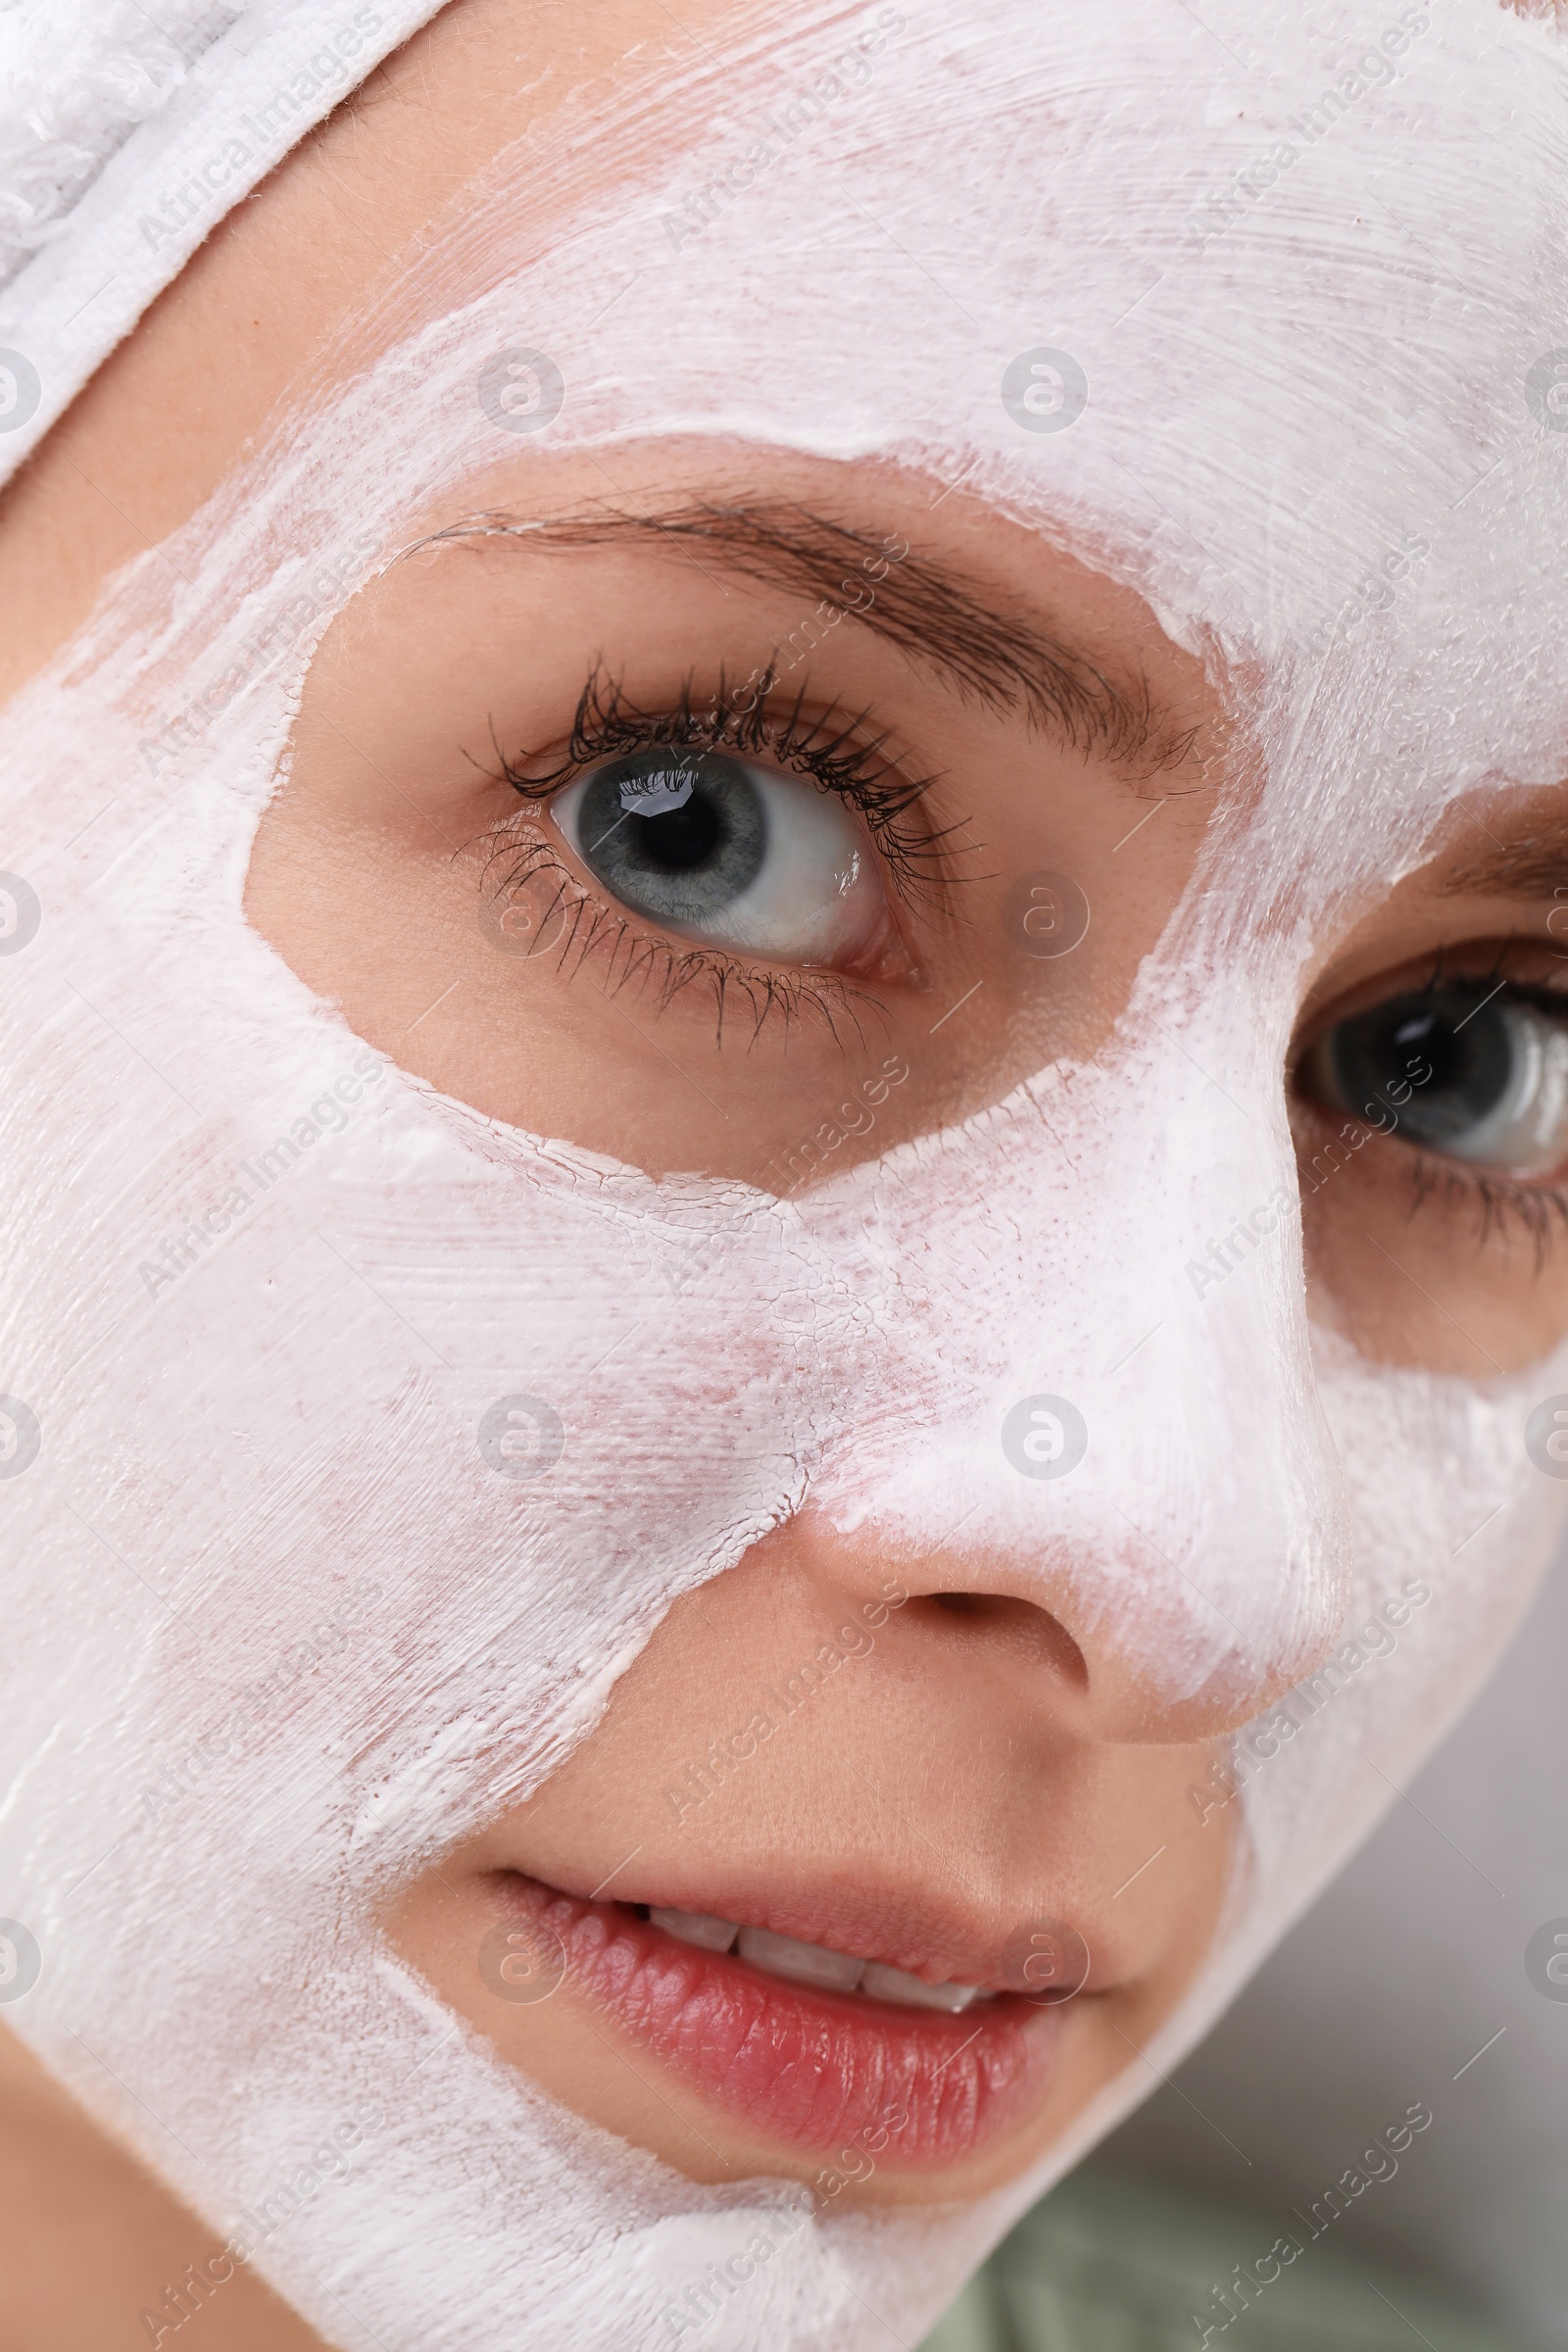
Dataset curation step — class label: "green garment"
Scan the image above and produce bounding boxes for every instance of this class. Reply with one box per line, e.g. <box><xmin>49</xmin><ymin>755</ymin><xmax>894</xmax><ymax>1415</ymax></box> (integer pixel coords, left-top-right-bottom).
<box><xmin>917</xmin><ymin>2168</ymin><xmax>1535</xmax><ymax>2352</ymax></box>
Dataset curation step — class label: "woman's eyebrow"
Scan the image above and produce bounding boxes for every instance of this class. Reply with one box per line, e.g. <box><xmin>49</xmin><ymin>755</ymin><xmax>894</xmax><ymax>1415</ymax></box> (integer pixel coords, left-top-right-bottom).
<box><xmin>1434</xmin><ymin>823</ymin><xmax>1568</xmax><ymax>900</ymax></box>
<box><xmin>411</xmin><ymin>499</ymin><xmax>1194</xmax><ymax>777</ymax></box>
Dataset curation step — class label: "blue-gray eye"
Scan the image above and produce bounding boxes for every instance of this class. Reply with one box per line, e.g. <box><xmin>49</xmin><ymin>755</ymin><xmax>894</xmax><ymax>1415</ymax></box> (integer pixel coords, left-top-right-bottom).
<box><xmin>1302</xmin><ymin>983</ymin><xmax>1568</xmax><ymax>1174</ymax></box>
<box><xmin>551</xmin><ymin>747</ymin><xmax>898</xmax><ymax>969</ymax></box>
<box><xmin>568</xmin><ymin>753</ymin><xmax>767</xmax><ymax>933</ymax></box>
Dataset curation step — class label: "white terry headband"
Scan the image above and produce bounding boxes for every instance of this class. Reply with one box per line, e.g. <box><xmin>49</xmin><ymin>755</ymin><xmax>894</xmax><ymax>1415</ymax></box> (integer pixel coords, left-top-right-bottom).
<box><xmin>0</xmin><ymin>0</ymin><xmax>447</xmax><ymax>485</ymax></box>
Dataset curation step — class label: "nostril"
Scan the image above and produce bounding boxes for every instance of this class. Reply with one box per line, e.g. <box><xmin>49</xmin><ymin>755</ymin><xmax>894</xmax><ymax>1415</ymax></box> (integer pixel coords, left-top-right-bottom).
<box><xmin>922</xmin><ymin>1591</ymin><xmax>1091</xmax><ymax>1691</ymax></box>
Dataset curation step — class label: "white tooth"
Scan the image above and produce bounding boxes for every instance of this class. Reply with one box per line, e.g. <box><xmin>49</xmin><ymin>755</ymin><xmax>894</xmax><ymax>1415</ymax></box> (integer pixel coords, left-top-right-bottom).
<box><xmin>736</xmin><ymin>1926</ymin><xmax>864</xmax><ymax>1992</ymax></box>
<box><xmin>859</xmin><ymin>1962</ymin><xmax>988</xmax><ymax>2012</ymax></box>
<box><xmin>649</xmin><ymin>1906</ymin><xmax>739</xmax><ymax>1953</ymax></box>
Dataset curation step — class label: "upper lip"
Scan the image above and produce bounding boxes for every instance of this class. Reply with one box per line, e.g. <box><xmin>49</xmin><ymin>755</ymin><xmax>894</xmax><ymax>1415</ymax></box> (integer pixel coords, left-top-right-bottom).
<box><xmin>514</xmin><ymin>1866</ymin><xmax>1113</xmax><ymax>1997</ymax></box>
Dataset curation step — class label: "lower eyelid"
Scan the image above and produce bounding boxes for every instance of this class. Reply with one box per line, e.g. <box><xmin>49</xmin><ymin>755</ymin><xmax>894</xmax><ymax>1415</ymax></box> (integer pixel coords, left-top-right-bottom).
<box><xmin>1292</xmin><ymin>1090</ymin><xmax>1568</xmax><ymax>1264</ymax></box>
<box><xmin>477</xmin><ymin>835</ymin><xmax>886</xmax><ymax>1049</ymax></box>
<box><xmin>1408</xmin><ymin>1157</ymin><xmax>1568</xmax><ymax>1262</ymax></box>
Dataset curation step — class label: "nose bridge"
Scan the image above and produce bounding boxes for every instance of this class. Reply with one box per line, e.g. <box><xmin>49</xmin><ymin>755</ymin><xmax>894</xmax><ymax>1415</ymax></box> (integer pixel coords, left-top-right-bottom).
<box><xmin>808</xmin><ymin>1018</ymin><xmax>1351</xmax><ymax>1723</ymax></box>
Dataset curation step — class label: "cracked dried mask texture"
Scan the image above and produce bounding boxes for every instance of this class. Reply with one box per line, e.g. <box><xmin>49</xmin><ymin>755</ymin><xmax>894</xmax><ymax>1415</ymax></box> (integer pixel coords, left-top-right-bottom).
<box><xmin>3</xmin><ymin>0</ymin><xmax>1568</xmax><ymax>2346</ymax></box>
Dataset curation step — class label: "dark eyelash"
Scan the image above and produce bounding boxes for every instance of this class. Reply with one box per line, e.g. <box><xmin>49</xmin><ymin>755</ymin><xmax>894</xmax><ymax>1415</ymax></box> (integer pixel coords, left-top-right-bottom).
<box><xmin>1399</xmin><ymin>1150</ymin><xmax>1568</xmax><ymax>1268</ymax></box>
<box><xmin>466</xmin><ymin>661</ymin><xmax>940</xmax><ymax>1052</ymax></box>
<box><xmin>483</xmin><ymin>659</ymin><xmax>963</xmax><ymax>912</ymax></box>
<box><xmin>469</xmin><ymin>829</ymin><xmax>892</xmax><ymax>1054</ymax></box>
<box><xmin>517</xmin><ymin>847</ymin><xmax>893</xmax><ymax>1053</ymax></box>
<box><xmin>1409</xmin><ymin>938</ymin><xmax>1568</xmax><ymax>1019</ymax></box>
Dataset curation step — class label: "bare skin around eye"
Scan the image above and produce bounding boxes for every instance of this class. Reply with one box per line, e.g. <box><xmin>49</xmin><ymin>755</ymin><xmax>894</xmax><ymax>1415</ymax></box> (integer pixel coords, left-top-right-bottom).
<box><xmin>243</xmin><ymin>438</ymin><xmax>1223</xmax><ymax>1187</ymax></box>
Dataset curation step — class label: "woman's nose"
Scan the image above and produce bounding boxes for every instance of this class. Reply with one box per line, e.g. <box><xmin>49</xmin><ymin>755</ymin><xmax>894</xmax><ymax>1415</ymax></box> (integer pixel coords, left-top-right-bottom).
<box><xmin>801</xmin><ymin>1043</ymin><xmax>1351</xmax><ymax>1747</ymax></box>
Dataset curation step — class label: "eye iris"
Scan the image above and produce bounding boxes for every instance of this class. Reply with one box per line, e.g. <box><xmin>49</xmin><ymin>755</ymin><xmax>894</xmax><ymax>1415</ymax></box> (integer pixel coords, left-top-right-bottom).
<box><xmin>575</xmin><ymin>751</ymin><xmax>767</xmax><ymax>930</ymax></box>
<box><xmin>1322</xmin><ymin>988</ymin><xmax>1513</xmax><ymax>1145</ymax></box>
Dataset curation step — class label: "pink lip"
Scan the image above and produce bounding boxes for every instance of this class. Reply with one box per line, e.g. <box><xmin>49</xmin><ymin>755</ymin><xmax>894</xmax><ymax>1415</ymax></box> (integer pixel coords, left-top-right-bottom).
<box><xmin>497</xmin><ymin>1875</ymin><xmax>1073</xmax><ymax>2168</ymax></box>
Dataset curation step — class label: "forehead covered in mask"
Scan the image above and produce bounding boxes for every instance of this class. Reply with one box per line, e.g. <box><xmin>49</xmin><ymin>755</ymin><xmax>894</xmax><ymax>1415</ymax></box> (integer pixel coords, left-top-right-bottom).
<box><xmin>0</xmin><ymin>4</ymin><xmax>1566</xmax><ymax>2350</ymax></box>
<box><xmin>309</xmin><ymin>0</ymin><xmax>1566</xmax><ymax>853</ymax></box>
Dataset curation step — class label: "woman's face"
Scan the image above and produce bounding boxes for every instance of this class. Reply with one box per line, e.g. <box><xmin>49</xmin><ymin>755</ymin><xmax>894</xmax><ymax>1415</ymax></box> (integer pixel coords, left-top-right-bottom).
<box><xmin>243</xmin><ymin>443</ymin><xmax>1568</xmax><ymax>2204</ymax></box>
<box><xmin>4</xmin><ymin>0</ymin><xmax>1568</xmax><ymax>2342</ymax></box>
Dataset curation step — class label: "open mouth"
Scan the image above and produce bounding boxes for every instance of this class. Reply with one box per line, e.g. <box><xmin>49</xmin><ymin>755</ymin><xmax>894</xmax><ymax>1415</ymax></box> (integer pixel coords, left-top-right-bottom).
<box><xmin>651</xmin><ymin>1904</ymin><xmax>999</xmax><ymax>2010</ymax></box>
<box><xmin>490</xmin><ymin>1874</ymin><xmax>1082</xmax><ymax>2168</ymax></box>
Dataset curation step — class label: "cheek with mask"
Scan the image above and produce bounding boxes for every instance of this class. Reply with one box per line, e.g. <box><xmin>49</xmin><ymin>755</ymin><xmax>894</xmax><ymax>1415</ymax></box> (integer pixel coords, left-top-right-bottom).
<box><xmin>2</xmin><ymin>1</ymin><xmax>1568</xmax><ymax>2347</ymax></box>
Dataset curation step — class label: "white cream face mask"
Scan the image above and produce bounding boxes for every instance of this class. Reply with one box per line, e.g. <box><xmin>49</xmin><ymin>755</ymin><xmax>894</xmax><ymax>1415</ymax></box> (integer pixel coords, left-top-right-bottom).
<box><xmin>3</xmin><ymin>0</ymin><xmax>1568</xmax><ymax>2345</ymax></box>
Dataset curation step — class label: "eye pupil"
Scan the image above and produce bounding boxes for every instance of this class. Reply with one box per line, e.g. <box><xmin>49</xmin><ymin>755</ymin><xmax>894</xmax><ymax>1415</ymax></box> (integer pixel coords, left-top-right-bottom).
<box><xmin>635</xmin><ymin>791</ymin><xmax>722</xmax><ymax>874</ymax></box>
<box><xmin>575</xmin><ymin>751</ymin><xmax>767</xmax><ymax>931</ymax></box>
<box><xmin>1323</xmin><ymin>988</ymin><xmax>1508</xmax><ymax>1143</ymax></box>
<box><xmin>554</xmin><ymin>735</ymin><xmax>887</xmax><ymax>972</ymax></box>
<box><xmin>1308</xmin><ymin>979</ymin><xmax>1568</xmax><ymax>1178</ymax></box>
<box><xmin>1386</xmin><ymin>1006</ymin><xmax>1464</xmax><ymax>1101</ymax></box>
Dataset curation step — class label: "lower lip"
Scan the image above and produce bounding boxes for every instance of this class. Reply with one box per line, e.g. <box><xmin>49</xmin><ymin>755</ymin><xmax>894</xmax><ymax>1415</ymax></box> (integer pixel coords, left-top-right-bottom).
<box><xmin>499</xmin><ymin>1876</ymin><xmax>1069</xmax><ymax>2169</ymax></box>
